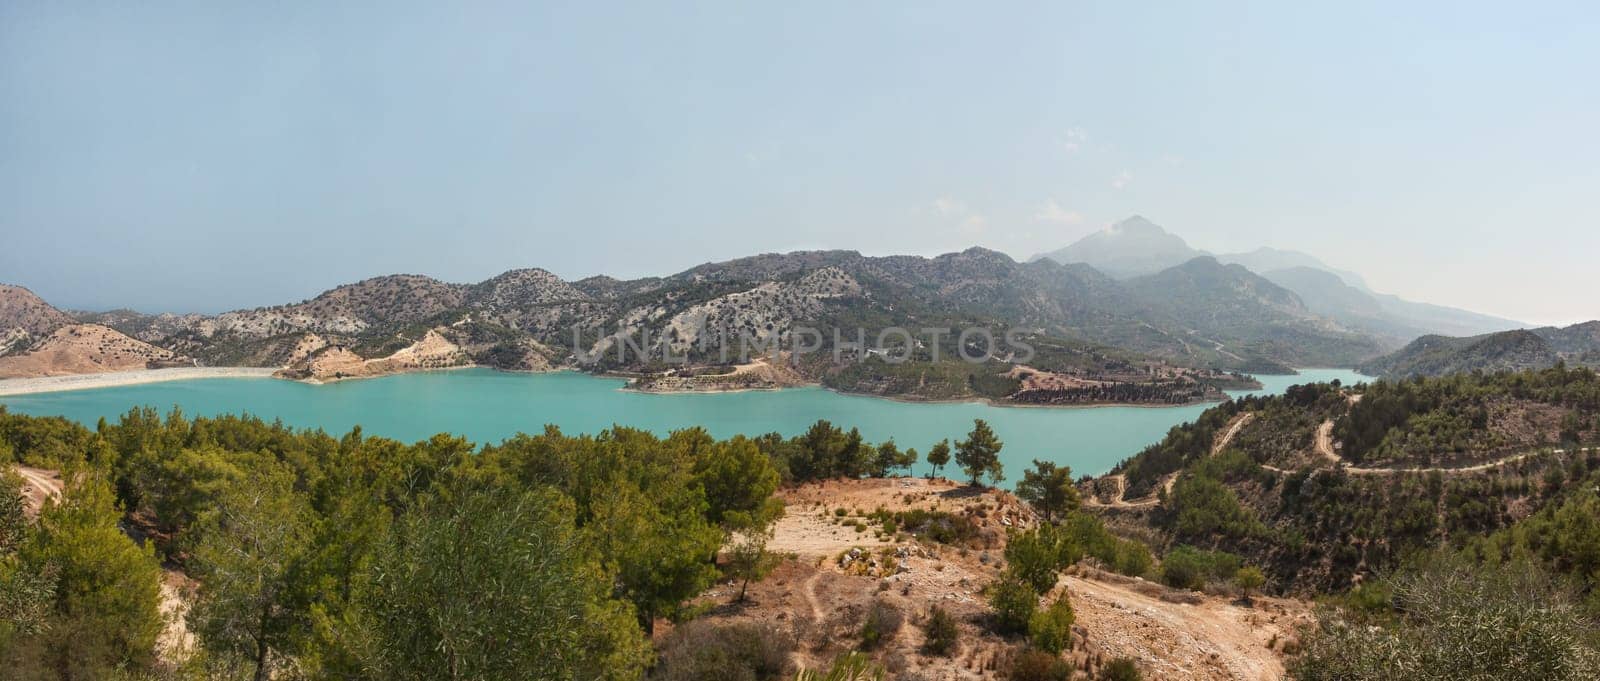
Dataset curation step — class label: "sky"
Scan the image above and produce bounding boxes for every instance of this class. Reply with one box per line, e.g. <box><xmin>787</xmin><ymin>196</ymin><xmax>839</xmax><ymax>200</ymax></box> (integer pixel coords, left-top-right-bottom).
<box><xmin>2</xmin><ymin>2</ymin><xmax>1596</xmax><ymax>325</ymax></box>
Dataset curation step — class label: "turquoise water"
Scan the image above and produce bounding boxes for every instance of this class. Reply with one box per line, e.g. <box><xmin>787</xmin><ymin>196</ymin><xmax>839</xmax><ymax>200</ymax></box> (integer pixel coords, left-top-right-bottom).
<box><xmin>0</xmin><ymin>368</ymin><xmax>1365</xmax><ymax>478</ymax></box>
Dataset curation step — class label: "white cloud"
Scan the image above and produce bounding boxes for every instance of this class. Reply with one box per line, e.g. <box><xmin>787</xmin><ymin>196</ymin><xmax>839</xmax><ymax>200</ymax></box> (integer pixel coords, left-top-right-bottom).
<box><xmin>927</xmin><ymin>197</ymin><xmax>988</xmax><ymax>237</ymax></box>
<box><xmin>1111</xmin><ymin>170</ymin><xmax>1133</xmax><ymax>190</ymax></box>
<box><xmin>1061</xmin><ymin>127</ymin><xmax>1088</xmax><ymax>153</ymax></box>
<box><xmin>931</xmin><ymin>196</ymin><xmax>966</xmax><ymax>217</ymax></box>
<box><xmin>1034</xmin><ymin>199</ymin><xmax>1083</xmax><ymax>225</ymax></box>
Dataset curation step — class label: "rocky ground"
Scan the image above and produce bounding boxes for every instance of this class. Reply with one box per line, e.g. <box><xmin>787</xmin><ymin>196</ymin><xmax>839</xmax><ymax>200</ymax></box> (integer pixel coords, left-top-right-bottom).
<box><xmin>682</xmin><ymin>477</ymin><xmax>1311</xmax><ymax>680</ymax></box>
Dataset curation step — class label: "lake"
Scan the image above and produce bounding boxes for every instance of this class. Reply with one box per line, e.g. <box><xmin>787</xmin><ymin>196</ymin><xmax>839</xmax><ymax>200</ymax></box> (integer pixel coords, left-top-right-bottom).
<box><xmin>0</xmin><ymin>368</ymin><xmax>1366</xmax><ymax>478</ymax></box>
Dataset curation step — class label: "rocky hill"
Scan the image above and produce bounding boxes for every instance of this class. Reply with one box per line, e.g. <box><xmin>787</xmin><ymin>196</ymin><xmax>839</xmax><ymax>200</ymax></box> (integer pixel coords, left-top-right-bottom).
<box><xmin>2</xmin><ymin>245</ymin><xmax>1407</xmax><ymax>402</ymax></box>
<box><xmin>0</xmin><ymin>323</ymin><xmax>185</xmax><ymax>378</ymax></box>
<box><xmin>0</xmin><ymin>284</ymin><xmax>78</xmax><ymax>354</ymax></box>
<box><xmin>1082</xmin><ymin>366</ymin><xmax>1600</xmax><ymax>594</ymax></box>
<box><xmin>1031</xmin><ymin>217</ymin><xmax>1525</xmax><ymax>339</ymax></box>
<box><xmin>1358</xmin><ymin>321</ymin><xmax>1600</xmax><ymax>378</ymax></box>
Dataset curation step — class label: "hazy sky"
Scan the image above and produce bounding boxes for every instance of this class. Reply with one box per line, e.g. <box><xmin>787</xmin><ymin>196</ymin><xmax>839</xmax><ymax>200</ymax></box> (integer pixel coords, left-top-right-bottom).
<box><xmin>2</xmin><ymin>2</ymin><xmax>1596</xmax><ymax>325</ymax></box>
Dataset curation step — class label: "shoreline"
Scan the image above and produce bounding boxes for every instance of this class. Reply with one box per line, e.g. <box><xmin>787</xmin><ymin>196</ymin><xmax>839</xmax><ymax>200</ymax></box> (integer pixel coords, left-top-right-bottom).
<box><xmin>2</xmin><ymin>364</ymin><xmax>1335</xmax><ymax>411</ymax></box>
<box><xmin>0</xmin><ymin>367</ymin><xmax>279</xmax><ymax>397</ymax></box>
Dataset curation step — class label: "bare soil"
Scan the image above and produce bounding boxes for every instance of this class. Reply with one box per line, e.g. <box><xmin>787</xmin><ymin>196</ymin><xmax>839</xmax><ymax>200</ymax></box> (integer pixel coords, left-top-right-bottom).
<box><xmin>682</xmin><ymin>477</ymin><xmax>1312</xmax><ymax>680</ymax></box>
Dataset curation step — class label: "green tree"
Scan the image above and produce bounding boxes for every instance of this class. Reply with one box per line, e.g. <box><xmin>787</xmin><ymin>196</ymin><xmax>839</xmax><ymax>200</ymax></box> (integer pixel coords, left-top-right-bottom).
<box><xmin>18</xmin><ymin>470</ymin><xmax>163</xmax><ymax>677</ymax></box>
<box><xmin>898</xmin><ymin>447</ymin><xmax>919</xmax><ymax>477</ymax></box>
<box><xmin>1016</xmin><ymin>460</ymin><xmax>1080</xmax><ymax>522</ymax></box>
<box><xmin>186</xmin><ymin>465</ymin><xmax>314</xmax><ymax>681</ymax></box>
<box><xmin>955</xmin><ymin>420</ymin><xmax>1004</xmax><ymax>486</ymax></box>
<box><xmin>588</xmin><ymin>478</ymin><xmax>721</xmax><ymax>634</ymax></box>
<box><xmin>925</xmin><ymin>440</ymin><xmax>951</xmax><ymax>479</ymax></box>
<box><xmin>1028</xmin><ymin>593</ymin><xmax>1074</xmax><ymax>655</ymax></box>
<box><xmin>727</xmin><ymin>525</ymin><xmax>778</xmax><ymax>603</ymax></box>
<box><xmin>871</xmin><ymin>440</ymin><xmax>901</xmax><ymax>479</ymax></box>
<box><xmin>987</xmin><ymin>575</ymin><xmax>1037</xmax><ymax>635</ymax></box>
<box><xmin>356</xmin><ymin>487</ymin><xmax>649</xmax><ymax>681</ymax></box>
<box><xmin>692</xmin><ymin>436</ymin><xmax>782</xmax><ymax>530</ymax></box>
<box><xmin>1234</xmin><ymin>566</ymin><xmax>1265</xmax><ymax>604</ymax></box>
<box><xmin>0</xmin><ymin>470</ymin><xmax>54</xmax><ymax>646</ymax></box>
<box><xmin>1004</xmin><ymin>524</ymin><xmax>1075</xmax><ymax>594</ymax></box>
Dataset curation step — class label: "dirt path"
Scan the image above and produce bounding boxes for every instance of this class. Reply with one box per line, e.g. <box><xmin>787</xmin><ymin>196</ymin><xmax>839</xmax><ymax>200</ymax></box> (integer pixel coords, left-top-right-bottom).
<box><xmin>800</xmin><ymin>568</ymin><xmax>826</xmax><ymax>624</ymax></box>
<box><xmin>1086</xmin><ymin>412</ymin><xmax>1255</xmax><ymax>509</ymax></box>
<box><xmin>13</xmin><ymin>465</ymin><xmax>62</xmax><ymax>516</ymax></box>
<box><xmin>1068</xmin><ymin>572</ymin><xmax>1309</xmax><ymax>681</ymax></box>
<box><xmin>10</xmin><ymin>466</ymin><xmax>194</xmax><ymax>665</ymax></box>
<box><xmin>1214</xmin><ymin>413</ymin><xmax>1255</xmax><ymax>456</ymax></box>
<box><xmin>157</xmin><ymin>569</ymin><xmax>196</xmax><ymax>662</ymax></box>
<box><xmin>1311</xmin><ymin>418</ymin><xmax>1591</xmax><ymax>475</ymax></box>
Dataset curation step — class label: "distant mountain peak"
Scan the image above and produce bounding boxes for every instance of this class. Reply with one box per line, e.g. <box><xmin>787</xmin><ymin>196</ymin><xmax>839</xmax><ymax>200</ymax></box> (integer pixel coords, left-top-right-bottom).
<box><xmin>1030</xmin><ymin>215</ymin><xmax>1201</xmax><ymax>279</ymax></box>
<box><xmin>1107</xmin><ymin>215</ymin><xmax>1165</xmax><ymax>235</ymax></box>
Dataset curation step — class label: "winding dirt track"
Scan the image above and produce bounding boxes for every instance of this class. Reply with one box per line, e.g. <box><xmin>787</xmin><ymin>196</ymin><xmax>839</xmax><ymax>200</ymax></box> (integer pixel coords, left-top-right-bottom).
<box><xmin>1085</xmin><ymin>412</ymin><xmax>1256</xmax><ymax>509</ymax></box>
<box><xmin>13</xmin><ymin>465</ymin><xmax>63</xmax><ymax>516</ymax></box>
<box><xmin>1312</xmin><ymin>418</ymin><xmax>1592</xmax><ymax>475</ymax></box>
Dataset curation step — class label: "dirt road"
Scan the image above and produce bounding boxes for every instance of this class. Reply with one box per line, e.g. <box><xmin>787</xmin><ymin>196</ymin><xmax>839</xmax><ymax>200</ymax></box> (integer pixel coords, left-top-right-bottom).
<box><xmin>1067</xmin><ymin>572</ymin><xmax>1309</xmax><ymax>681</ymax></box>
<box><xmin>13</xmin><ymin>465</ymin><xmax>62</xmax><ymax>516</ymax></box>
<box><xmin>1086</xmin><ymin>412</ymin><xmax>1255</xmax><ymax>509</ymax></box>
<box><xmin>1312</xmin><ymin>419</ymin><xmax>1590</xmax><ymax>475</ymax></box>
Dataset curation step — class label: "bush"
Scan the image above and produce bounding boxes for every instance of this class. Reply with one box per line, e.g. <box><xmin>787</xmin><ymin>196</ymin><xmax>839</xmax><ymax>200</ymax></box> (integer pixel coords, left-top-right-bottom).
<box><xmin>1006</xmin><ymin>648</ymin><xmax>1069</xmax><ymax>681</ymax></box>
<box><xmin>1027</xmin><ymin>594</ymin><xmax>1074</xmax><ymax>654</ymax></box>
<box><xmin>987</xmin><ymin>576</ymin><xmax>1038</xmax><ymax>635</ymax></box>
<box><xmin>1291</xmin><ymin>555</ymin><xmax>1600</xmax><ymax>680</ymax></box>
<box><xmin>867</xmin><ymin>508</ymin><xmax>978</xmax><ymax>545</ymax></box>
<box><xmin>1004</xmin><ymin>524</ymin><xmax>1075</xmax><ymax>594</ymax></box>
<box><xmin>858</xmin><ymin>600</ymin><xmax>903</xmax><ymax>650</ymax></box>
<box><xmin>652</xmin><ymin>620</ymin><xmax>795</xmax><ymax>681</ymax></box>
<box><xmin>1099</xmin><ymin>657</ymin><xmax>1142</xmax><ymax>681</ymax></box>
<box><xmin>1159</xmin><ymin>545</ymin><xmax>1241</xmax><ymax>591</ymax></box>
<box><xmin>920</xmin><ymin>606</ymin><xmax>959</xmax><ymax>656</ymax></box>
<box><xmin>796</xmin><ymin>652</ymin><xmax>885</xmax><ymax>681</ymax></box>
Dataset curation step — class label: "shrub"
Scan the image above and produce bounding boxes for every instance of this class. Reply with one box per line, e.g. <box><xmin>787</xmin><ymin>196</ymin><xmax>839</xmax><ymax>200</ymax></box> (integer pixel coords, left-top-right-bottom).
<box><xmin>867</xmin><ymin>508</ymin><xmax>978</xmax><ymax>545</ymax></box>
<box><xmin>1006</xmin><ymin>648</ymin><xmax>1069</xmax><ymax>681</ymax></box>
<box><xmin>858</xmin><ymin>600</ymin><xmax>903</xmax><ymax>651</ymax></box>
<box><xmin>1291</xmin><ymin>555</ymin><xmax>1600</xmax><ymax>680</ymax></box>
<box><xmin>921</xmin><ymin>606</ymin><xmax>959</xmax><ymax>656</ymax></box>
<box><xmin>1004</xmin><ymin>524</ymin><xmax>1075</xmax><ymax>593</ymax></box>
<box><xmin>1099</xmin><ymin>657</ymin><xmax>1142</xmax><ymax>681</ymax></box>
<box><xmin>987</xmin><ymin>576</ymin><xmax>1038</xmax><ymax>635</ymax></box>
<box><xmin>1027</xmin><ymin>594</ymin><xmax>1074</xmax><ymax>654</ymax></box>
<box><xmin>652</xmin><ymin>620</ymin><xmax>795</xmax><ymax>681</ymax></box>
<box><xmin>1159</xmin><ymin>545</ymin><xmax>1241</xmax><ymax>591</ymax></box>
<box><xmin>796</xmin><ymin>652</ymin><xmax>885</xmax><ymax>681</ymax></box>
<box><xmin>1233</xmin><ymin>566</ymin><xmax>1266</xmax><ymax>601</ymax></box>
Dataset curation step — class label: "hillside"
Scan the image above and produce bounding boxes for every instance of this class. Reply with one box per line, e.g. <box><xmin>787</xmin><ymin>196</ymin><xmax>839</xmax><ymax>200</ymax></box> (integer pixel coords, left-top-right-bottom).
<box><xmin>0</xmin><ymin>324</ymin><xmax>186</xmax><ymax>378</ymax></box>
<box><xmin>1358</xmin><ymin>321</ymin><xmax>1600</xmax><ymax>378</ymax></box>
<box><xmin>0</xmin><ymin>284</ymin><xmax>78</xmax><ymax>355</ymax></box>
<box><xmin>2</xmin><ymin>245</ymin><xmax>1403</xmax><ymax>404</ymax></box>
<box><xmin>1030</xmin><ymin>217</ymin><xmax>1525</xmax><ymax>340</ymax></box>
<box><xmin>1123</xmin><ymin>258</ymin><xmax>1385</xmax><ymax>369</ymax></box>
<box><xmin>1082</xmin><ymin>366</ymin><xmax>1600</xmax><ymax>594</ymax></box>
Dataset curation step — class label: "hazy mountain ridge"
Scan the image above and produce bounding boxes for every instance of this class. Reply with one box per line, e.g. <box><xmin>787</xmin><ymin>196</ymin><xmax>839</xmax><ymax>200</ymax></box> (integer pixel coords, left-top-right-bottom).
<box><xmin>0</xmin><ymin>247</ymin><xmax>1393</xmax><ymax>402</ymax></box>
<box><xmin>1031</xmin><ymin>216</ymin><xmax>1526</xmax><ymax>340</ymax></box>
<box><xmin>1358</xmin><ymin>321</ymin><xmax>1600</xmax><ymax>378</ymax></box>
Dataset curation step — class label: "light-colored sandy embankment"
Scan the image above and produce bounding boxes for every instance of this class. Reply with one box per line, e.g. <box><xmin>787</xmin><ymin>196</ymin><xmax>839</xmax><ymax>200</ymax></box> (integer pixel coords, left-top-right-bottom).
<box><xmin>0</xmin><ymin>367</ymin><xmax>278</xmax><ymax>396</ymax></box>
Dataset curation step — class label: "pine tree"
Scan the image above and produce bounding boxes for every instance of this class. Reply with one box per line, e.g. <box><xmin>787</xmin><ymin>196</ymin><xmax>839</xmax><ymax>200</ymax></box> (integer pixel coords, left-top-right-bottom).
<box><xmin>955</xmin><ymin>420</ymin><xmax>1005</xmax><ymax>486</ymax></box>
<box><xmin>925</xmin><ymin>440</ymin><xmax>952</xmax><ymax>479</ymax></box>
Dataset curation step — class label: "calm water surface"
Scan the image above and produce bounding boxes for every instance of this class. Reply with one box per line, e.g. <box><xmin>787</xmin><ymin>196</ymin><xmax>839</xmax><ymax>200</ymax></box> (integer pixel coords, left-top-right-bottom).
<box><xmin>0</xmin><ymin>368</ymin><xmax>1366</xmax><ymax>478</ymax></box>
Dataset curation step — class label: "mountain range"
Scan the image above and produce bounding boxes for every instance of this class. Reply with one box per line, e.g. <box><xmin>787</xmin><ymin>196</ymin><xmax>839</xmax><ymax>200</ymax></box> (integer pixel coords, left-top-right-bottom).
<box><xmin>0</xmin><ymin>216</ymin><xmax>1561</xmax><ymax>402</ymax></box>
<box><xmin>1358</xmin><ymin>321</ymin><xmax>1600</xmax><ymax>378</ymax></box>
<box><xmin>1030</xmin><ymin>216</ymin><xmax>1525</xmax><ymax>343</ymax></box>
